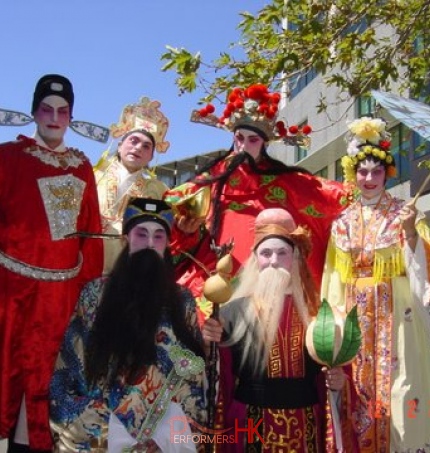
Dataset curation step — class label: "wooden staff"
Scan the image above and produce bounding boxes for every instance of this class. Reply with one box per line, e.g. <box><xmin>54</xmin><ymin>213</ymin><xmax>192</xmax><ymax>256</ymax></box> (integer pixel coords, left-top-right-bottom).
<box><xmin>410</xmin><ymin>166</ymin><xmax>430</xmax><ymax>206</ymax></box>
<box><xmin>203</xmin><ymin>241</ymin><xmax>234</xmax><ymax>452</ymax></box>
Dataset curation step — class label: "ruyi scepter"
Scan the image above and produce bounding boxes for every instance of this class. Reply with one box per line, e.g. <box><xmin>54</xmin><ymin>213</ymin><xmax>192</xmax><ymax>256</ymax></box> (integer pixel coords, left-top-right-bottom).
<box><xmin>203</xmin><ymin>240</ymin><xmax>234</xmax><ymax>452</ymax></box>
<box><xmin>305</xmin><ymin>299</ymin><xmax>361</xmax><ymax>452</ymax></box>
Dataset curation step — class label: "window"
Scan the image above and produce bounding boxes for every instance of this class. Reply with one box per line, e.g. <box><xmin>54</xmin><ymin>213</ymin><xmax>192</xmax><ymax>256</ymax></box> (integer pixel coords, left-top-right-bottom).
<box><xmin>296</xmin><ymin>145</ymin><xmax>308</xmax><ymax>162</ymax></box>
<box><xmin>386</xmin><ymin>123</ymin><xmax>411</xmax><ymax>189</ymax></box>
<box><xmin>294</xmin><ymin>121</ymin><xmax>310</xmax><ymax>163</ymax></box>
<box><xmin>314</xmin><ymin>167</ymin><xmax>328</xmax><ymax>178</ymax></box>
<box><xmin>335</xmin><ymin>158</ymin><xmax>343</xmax><ymax>182</ymax></box>
<box><xmin>356</xmin><ymin>96</ymin><xmax>377</xmax><ymax>117</ymax></box>
<box><xmin>289</xmin><ymin>68</ymin><xmax>318</xmax><ymax>99</ymax></box>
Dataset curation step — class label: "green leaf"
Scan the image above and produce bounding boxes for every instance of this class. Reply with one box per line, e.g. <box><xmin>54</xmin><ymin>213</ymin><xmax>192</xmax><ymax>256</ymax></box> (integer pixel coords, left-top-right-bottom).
<box><xmin>333</xmin><ymin>305</ymin><xmax>362</xmax><ymax>367</ymax></box>
<box><xmin>312</xmin><ymin>299</ymin><xmax>336</xmax><ymax>367</ymax></box>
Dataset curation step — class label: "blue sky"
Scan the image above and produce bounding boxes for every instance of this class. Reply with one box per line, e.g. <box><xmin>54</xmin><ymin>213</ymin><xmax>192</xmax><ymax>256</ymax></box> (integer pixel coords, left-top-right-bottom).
<box><xmin>0</xmin><ymin>1</ymin><xmax>265</xmax><ymax>166</ymax></box>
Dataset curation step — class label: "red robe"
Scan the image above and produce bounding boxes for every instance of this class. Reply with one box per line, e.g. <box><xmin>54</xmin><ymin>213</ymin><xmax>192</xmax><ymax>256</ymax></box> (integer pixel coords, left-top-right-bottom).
<box><xmin>166</xmin><ymin>155</ymin><xmax>349</xmax><ymax>320</ymax></box>
<box><xmin>0</xmin><ymin>135</ymin><xmax>103</xmax><ymax>450</ymax></box>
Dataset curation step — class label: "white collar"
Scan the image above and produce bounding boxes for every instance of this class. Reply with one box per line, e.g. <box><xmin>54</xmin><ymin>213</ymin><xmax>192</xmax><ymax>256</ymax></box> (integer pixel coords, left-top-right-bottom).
<box><xmin>33</xmin><ymin>131</ymin><xmax>66</xmax><ymax>152</ymax></box>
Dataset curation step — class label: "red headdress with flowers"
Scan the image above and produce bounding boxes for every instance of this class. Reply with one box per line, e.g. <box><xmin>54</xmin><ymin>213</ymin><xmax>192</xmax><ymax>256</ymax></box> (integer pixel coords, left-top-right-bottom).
<box><xmin>191</xmin><ymin>84</ymin><xmax>311</xmax><ymax>146</ymax></box>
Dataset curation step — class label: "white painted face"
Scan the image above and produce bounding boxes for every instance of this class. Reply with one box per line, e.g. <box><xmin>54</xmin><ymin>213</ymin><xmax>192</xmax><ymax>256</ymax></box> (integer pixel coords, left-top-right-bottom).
<box><xmin>255</xmin><ymin>237</ymin><xmax>294</xmax><ymax>272</ymax></box>
<box><xmin>118</xmin><ymin>132</ymin><xmax>154</xmax><ymax>172</ymax></box>
<box><xmin>233</xmin><ymin>128</ymin><xmax>266</xmax><ymax>160</ymax></box>
<box><xmin>127</xmin><ymin>220</ymin><xmax>168</xmax><ymax>256</ymax></box>
<box><xmin>33</xmin><ymin>95</ymin><xmax>70</xmax><ymax>149</ymax></box>
<box><xmin>356</xmin><ymin>159</ymin><xmax>386</xmax><ymax>200</ymax></box>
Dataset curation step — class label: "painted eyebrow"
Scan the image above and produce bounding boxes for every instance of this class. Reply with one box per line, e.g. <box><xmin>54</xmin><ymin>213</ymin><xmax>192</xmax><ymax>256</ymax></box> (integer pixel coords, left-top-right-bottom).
<box><xmin>135</xmin><ymin>226</ymin><xmax>166</xmax><ymax>233</ymax></box>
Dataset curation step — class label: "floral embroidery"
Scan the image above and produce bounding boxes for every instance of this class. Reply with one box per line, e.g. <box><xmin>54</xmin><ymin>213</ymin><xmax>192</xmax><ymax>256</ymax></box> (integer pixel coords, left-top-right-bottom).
<box><xmin>228</xmin><ymin>176</ymin><xmax>241</xmax><ymax>187</ymax></box>
<box><xmin>265</xmin><ymin>186</ymin><xmax>286</xmax><ymax>204</ymax></box>
<box><xmin>25</xmin><ymin>144</ymin><xmax>87</xmax><ymax>169</ymax></box>
<box><xmin>228</xmin><ymin>201</ymin><xmax>248</xmax><ymax>211</ymax></box>
<box><xmin>300</xmin><ymin>204</ymin><xmax>324</xmax><ymax>218</ymax></box>
<box><xmin>260</xmin><ymin>175</ymin><xmax>276</xmax><ymax>185</ymax></box>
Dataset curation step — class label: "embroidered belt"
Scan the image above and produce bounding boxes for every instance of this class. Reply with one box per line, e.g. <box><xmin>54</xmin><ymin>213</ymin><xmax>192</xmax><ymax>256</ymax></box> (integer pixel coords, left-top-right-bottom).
<box><xmin>0</xmin><ymin>249</ymin><xmax>83</xmax><ymax>281</ymax></box>
<box><xmin>235</xmin><ymin>377</ymin><xmax>319</xmax><ymax>409</ymax></box>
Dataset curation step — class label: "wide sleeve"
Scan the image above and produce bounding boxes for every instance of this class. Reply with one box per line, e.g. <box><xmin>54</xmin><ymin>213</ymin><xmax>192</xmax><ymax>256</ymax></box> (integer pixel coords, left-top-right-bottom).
<box><xmin>164</xmin><ymin>181</ymin><xmax>210</xmax><ymax>262</ymax></box>
<box><xmin>49</xmin><ymin>279</ymin><xmax>108</xmax><ymax>450</ymax></box>
<box><xmin>321</xmin><ymin>235</ymin><xmax>347</xmax><ymax>312</ymax></box>
<box><xmin>404</xmin><ymin>216</ymin><xmax>430</xmax><ymax>308</ymax></box>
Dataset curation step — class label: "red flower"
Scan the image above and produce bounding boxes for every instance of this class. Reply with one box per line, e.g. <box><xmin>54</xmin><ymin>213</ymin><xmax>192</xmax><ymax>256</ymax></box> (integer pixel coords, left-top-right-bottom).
<box><xmin>289</xmin><ymin>125</ymin><xmax>299</xmax><ymax>134</ymax></box>
<box><xmin>379</xmin><ymin>140</ymin><xmax>391</xmax><ymax>150</ymax></box>
<box><xmin>302</xmin><ymin>125</ymin><xmax>312</xmax><ymax>135</ymax></box>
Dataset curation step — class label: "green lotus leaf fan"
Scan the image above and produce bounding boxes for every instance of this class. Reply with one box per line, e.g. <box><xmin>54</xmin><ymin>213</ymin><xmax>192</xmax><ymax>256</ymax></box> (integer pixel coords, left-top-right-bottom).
<box><xmin>306</xmin><ymin>299</ymin><xmax>361</xmax><ymax>368</ymax></box>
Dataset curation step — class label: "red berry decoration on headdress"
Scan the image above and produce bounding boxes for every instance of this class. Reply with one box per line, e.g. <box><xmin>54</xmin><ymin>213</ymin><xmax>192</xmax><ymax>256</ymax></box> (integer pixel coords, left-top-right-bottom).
<box><xmin>289</xmin><ymin>125</ymin><xmax>299</xmax><ymax>135</ymax></box>
<box><xmin>302</xmin><ymin>125</ymin><xmax>312</xmax><ymax>135</ymax></box>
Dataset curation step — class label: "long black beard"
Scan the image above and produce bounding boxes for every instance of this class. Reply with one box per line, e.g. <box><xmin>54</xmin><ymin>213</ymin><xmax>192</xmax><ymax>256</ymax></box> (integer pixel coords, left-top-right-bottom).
<box><xmin>192</xmin><ymin>147</ymin><xmax>311</xmax><ymax>240</ymax></box>
<box><xmin>85</xmin><ymin>248</ymin><xmax>202</xmax><ymax>386</ymax></box>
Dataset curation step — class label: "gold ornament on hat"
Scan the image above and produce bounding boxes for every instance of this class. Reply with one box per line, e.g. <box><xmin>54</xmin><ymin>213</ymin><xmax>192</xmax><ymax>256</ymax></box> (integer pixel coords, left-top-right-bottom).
<box><xmin>110</xmin><ymin>96</ymin><xmax>170</xmax><ymax>153</ymax></box>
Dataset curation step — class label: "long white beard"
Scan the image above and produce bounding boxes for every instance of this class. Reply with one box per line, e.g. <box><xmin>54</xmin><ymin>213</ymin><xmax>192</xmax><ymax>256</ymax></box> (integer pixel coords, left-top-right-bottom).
<box><xmin>253</xmin><ymin>266</ymin><xmax>291</xmax><ymax>355</ymax></box>
<box><xmin>225</xmin><ymin>252</ymin><xmax>311</xmax><ymax>375</ymax></box>
<box><xmin>225</xmin><ymin>263</ymin><xmax>291</xmax><ymax>375</ymax></box>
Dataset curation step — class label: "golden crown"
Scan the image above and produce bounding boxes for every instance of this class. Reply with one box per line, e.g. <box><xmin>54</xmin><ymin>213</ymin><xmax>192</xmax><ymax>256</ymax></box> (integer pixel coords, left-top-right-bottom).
<box><xmin>110</xmin><ymin>97</ymin><xmax>170</xmax><ymax>153</ymax></box>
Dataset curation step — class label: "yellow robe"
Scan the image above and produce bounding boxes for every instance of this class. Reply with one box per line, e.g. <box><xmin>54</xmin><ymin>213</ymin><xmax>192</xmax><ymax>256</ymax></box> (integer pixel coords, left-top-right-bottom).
<box><xmin>95</xmin><ymin>159</ymin><xmax>168</xmax><ymax>274</ymax></box>
<box><xmin>322</xmin><ymin>192</ymin><xmax>430</xmax><ymax>452</ymax></box>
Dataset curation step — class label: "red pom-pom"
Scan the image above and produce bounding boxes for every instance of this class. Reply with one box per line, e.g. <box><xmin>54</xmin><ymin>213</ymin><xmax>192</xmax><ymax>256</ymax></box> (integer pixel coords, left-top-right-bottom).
<box><xmin>234</xmin><ymin>99</ymin><xmax>244</xmax><ymax>109</ymax></box>
<box><xmin>302</xmin><ymin>125</ymin><xmax>312</xmax><ymax>135</ymax></box>
<box><xmin>258</xmin><ymin>103</ymin><xmax>269</xmax><ymax>113</ymax></box>
<box><xmin>228</xmin><ymin>93</ymin><xmax>238</xmax><ymax>103</ymax></box>
<box><xmin>289</xmin><ymin>125</ymin><xmax>299</xmax><ymax>134</ymax></box>
<box><xmin>225</xmin><ymin>103</ymin><xmax>234</xmax><ymax>115</ymax></box>
<box><xmin>206</xmin><ymin>104</ymin><xmax>215</xmax><ymax>114</ymax></box>
<box><xmin>199</xmin><ymin>108</ymin><xmax>208</xmax><ymax>117</ymax></box>
<box><xmin>272</xmin><ymin>93</ymin><xmax>281</xmax><ymax>103</ymax></box>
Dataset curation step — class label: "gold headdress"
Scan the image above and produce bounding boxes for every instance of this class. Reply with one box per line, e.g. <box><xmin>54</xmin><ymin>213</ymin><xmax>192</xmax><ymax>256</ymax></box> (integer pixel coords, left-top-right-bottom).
<box><xmin>110</xmin><ymin>97</ymin><xmax>170</xmax><ymax>153</ymax></box>
<box><xmin>342</xmin><ymin>116</ymin><xmax>396</xmax><ymax>183</ymax></box>
<box><xmin>190</xmin><ymin>84</ymin><xmax>312</xmax><ymax>146</ymax></box>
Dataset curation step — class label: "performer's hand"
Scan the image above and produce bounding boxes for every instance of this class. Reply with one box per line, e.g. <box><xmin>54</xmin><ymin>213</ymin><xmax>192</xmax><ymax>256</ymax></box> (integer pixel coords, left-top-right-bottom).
<box><xmin>323</xmin><ymin>366</ymin><xmax>346</xmax><ymax>391</ymax></box>
<box><xmin>400</xmin><ymin>202</ymin><xmax>418</xmax><ymax>238</ymax></box>
<box><xmin>176</xmin><ymin>215</ymin><xmax>204</xmax><ymax>234</ymax></box>
<box><xmin>202</xmin><ymin>317</ymin><xmax>223</xmax><ymax>346</ymax></box>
